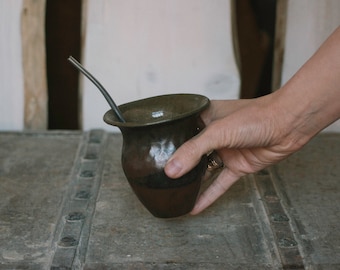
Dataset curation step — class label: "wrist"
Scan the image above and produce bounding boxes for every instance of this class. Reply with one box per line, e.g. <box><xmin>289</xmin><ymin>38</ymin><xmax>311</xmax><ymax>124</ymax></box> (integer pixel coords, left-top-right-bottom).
<box><xmin>266</xmin><ymin>88</ymin><xmax>316</xmax><ymax>153</ymax></box>
<box><xmin>271</xmin><ymin>26</ymin><xmax>340</xmax><ymax>151</ymax></box>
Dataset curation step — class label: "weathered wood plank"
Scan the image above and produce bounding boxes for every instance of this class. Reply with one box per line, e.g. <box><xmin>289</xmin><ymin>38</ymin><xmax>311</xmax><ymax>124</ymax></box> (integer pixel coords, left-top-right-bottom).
<box><xmin>0</xmin><ymin>132</ymin><xmax>339</xmax><ymax>268</ymax></box>
<box><xmin>273</xmin><ymin>134</ymin><xmax>340</xmax><ymax>268</ymax></box>
<box><xmin>0</xmin><ymin>131</ymin><xmax>82</xmax><ymax>268</ymax></box>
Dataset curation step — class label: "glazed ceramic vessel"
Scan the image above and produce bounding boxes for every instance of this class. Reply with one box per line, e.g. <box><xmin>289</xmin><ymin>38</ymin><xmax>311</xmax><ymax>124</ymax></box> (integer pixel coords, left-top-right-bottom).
<box><xmin>103</xmin><ymin>94</ymin><xmax>210</xmax><ymax>218</ymax></box>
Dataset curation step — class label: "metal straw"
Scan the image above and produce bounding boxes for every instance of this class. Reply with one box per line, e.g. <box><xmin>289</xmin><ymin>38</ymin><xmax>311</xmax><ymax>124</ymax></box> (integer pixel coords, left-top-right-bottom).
<box><xmin>68</xmin><ymin>56</ymin><xmax>126</xmax><ymax>122</ymax></box>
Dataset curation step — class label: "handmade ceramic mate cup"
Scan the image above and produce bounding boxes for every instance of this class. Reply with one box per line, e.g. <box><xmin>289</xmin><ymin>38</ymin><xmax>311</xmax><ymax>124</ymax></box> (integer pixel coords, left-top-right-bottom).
<box><xmin>104</xmin><ymin>93</ymin><xmax>214</xmax><ymax>218</ymax></box>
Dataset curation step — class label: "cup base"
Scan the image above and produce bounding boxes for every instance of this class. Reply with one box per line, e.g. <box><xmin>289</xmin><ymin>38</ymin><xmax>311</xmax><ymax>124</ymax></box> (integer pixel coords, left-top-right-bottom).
<box><xmin>129</xmin><ymin>179</ymin><xmax>201</xmax><ymax>218</ymax></box>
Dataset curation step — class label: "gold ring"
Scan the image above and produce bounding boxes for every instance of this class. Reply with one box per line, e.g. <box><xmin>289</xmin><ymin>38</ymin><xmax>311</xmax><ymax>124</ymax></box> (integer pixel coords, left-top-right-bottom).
<box><xmin>207</xmin><ymin>151</ymin><xmax>224</xmax><ymax>171</ymax></box>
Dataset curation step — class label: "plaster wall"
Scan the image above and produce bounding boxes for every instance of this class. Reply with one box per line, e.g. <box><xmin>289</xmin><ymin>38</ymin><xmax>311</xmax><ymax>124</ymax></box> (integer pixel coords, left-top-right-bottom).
<box><xmin>282</xmin><ymin>0</ymin><xmax>340</xmax><ymax>132</ymax></box>
<box><xmin>0</xmin><ymin>0</ymin><xmax>24</xmax><ymax>130</ymax></box>
<box><xmin>81</xmin><ymin>0</ymin><xmax>240</xmax><ymax>130</ymax></box>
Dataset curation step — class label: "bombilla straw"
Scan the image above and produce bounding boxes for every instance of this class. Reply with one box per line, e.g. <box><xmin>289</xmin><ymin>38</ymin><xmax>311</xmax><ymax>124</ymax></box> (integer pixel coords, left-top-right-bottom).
<box><xmin>68</xmin><ymin>56</ymin><xmax>126</xmax><ymax>123</ymax></box>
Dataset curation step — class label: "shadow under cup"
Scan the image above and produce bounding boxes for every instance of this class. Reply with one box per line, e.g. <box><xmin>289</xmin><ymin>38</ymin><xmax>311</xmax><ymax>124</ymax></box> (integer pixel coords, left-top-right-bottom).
<box><xmin>103</xmin><ymin>94</ymin><xmax>210</xmax><ymax>218</ymax></box>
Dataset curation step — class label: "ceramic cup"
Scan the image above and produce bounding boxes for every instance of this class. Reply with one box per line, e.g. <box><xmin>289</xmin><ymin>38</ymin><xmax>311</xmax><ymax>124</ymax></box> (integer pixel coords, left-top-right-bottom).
<box><xmin>104</xmin><ymin>93</ymin><xmax>220</xmax><ymax>218</ymax></box>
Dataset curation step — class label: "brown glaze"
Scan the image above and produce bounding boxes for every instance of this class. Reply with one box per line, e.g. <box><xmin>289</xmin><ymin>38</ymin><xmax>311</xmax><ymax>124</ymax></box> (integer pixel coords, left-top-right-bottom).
<box><xmin>104</xmin><ymin>94</ymin><xmax>210</xmax><ymax>218</ymax></box>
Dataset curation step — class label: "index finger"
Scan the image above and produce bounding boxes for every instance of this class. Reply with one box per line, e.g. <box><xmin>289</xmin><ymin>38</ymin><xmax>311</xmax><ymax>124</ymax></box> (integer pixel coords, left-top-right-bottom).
<box><xmin>190</xmin><ymin>168</ymin><xmax>240</xmax><ymax>215</ymax></box>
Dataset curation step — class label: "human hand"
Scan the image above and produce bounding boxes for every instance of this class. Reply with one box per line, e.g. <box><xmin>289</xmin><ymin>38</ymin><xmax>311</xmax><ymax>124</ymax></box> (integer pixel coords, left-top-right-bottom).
<box><xmin>164</xmin><ymin>96</ymin><xmax>304</xmax><ymax>215</ymax></box>
<box><xmin>165</xmin><ymin>26</ymin><xmax>340</xmax><ymax>215</ymax></box>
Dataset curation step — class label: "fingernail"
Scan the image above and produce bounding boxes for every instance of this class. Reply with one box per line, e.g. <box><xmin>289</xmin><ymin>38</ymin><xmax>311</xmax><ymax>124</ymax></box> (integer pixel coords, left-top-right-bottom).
<box><xmin>165</xmin><ymin>159</ymin><xmax>182</xmax><ymax>177</ymax></box>
<box><xmin>190</xmin><ymin>201</ymin><xmax>202</xmax><ymax>215</ymax></box>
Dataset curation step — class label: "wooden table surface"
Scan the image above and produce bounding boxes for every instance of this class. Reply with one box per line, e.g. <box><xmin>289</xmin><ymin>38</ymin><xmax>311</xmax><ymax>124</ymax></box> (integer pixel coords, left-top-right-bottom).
<box><xmin>0</xmin><ymin>130</ymin><xmax>339</xmax><ymax>269</ymax></box>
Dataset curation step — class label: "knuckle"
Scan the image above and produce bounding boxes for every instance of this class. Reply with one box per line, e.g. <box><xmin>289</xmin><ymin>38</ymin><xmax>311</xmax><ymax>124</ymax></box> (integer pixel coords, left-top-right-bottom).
<box><xmin>180</xmin><ymin>139</ymin><xmax>201</xmax><ymax>160</ymax></box>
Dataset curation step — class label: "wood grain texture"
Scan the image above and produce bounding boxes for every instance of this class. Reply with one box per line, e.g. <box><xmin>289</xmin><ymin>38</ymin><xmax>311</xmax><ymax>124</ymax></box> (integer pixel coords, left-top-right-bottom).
<box><xmin>21</xmin><ymin>0</ymin><xmax>47</xmax><ymax>130</ymax></box>
<box><xmin>271</xmin><ymin>0</ymin><xmax>287</xmax><ymax>91</ymax></box>
<box><xmin>0</xmin><ymin>131</ymin><xmax>339</xmax><ymax>268</ymax></box>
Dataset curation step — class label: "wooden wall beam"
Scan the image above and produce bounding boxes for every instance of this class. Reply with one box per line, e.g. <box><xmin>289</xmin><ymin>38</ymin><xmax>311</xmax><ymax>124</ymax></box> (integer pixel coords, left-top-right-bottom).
<box><xmin>21</xmin><ymin>0</ymin><xmax>47</xmax><ymax>130</ymax></box>
<box><xmin>271</xmin><ymin>0</ymin><xmax>288</xmax><ymax>90</ymax></box>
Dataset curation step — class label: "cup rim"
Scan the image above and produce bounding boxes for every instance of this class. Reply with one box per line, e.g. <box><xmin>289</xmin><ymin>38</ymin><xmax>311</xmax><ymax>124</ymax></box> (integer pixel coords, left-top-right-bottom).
<box><xmin>103</xmin><ymin>93</ymin><xmax>210</xmax><ymax>128</ymax></box>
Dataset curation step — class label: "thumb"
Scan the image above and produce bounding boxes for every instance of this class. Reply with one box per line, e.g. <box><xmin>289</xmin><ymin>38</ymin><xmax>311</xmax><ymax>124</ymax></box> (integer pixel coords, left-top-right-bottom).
<box><xmin>164</xmin><ymin>129</ymin><xmax>216</xmax><ymax>179</ymax></box>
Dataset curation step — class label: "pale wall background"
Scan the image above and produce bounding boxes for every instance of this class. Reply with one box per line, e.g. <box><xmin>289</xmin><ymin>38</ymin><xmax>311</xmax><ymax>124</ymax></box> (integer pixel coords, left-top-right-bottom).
<box><xmin>281</xmin><ymin>0</ymin><xmax>340</xmax><ymax>132</ymax></box>
<box><xmin>0</xmin><ymin>0</ymin><xmax>339</xmax><ymax>132</ymax></box>
<box><xmin>81</xmin><ymin>0</ymin><xmax>239</xmax><ymax>130</ymax></box>
<box><xmin>0</xmin><ymin>0</ymin><xmax>24</xmax><ymax>130</ymax></box>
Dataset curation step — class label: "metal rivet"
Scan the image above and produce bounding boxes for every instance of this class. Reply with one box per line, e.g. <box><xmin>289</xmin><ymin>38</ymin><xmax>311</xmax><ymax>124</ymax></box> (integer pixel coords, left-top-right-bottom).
<box><xmin>58</xmin><ymin>236</ymin><xmax>78</xmax><ymax>247</ymax></box>
<box><xmin>75</xmin><ymin>190</ymin><xmax>91</xmax><ymax>199</ymax></box>
<box><xmin>66</xmin><ymin>212</ymin><xmax>85</xmax><ymax>221</ymax></box>
<box><xmin>264</xmin><ymin>195</ymin><xmax>280</xmax><ymax>203</ymax></box>
<box><xmin>84</xmin><ymin>153</ymin><xmax>98</xmax><ymax>160</ymax></box>
<box><xmin>80</xmin><ymin>170</ymin><xmax>95</xmax><ymax>178</ymax></box>
<box><xmin>89</xmin><ymin>137</ymin><xmax>101</xmax><ymax>144</ymax></box>
<box><xmin>279</xmin><ymin>237</ymin><xmax>297</xmax><ymax>248</ymax></box>
<box><xmin>271</xmin><ymin>213</ymin><xmax>289</xmax><ymax>222</ymax></box>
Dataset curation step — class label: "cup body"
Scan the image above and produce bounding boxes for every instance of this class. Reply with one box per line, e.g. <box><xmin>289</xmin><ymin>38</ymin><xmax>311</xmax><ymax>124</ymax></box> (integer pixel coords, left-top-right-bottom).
<box><xmin>104</xmin><ymin>94</ymin><xmax>210</xmax><ymax>218</ymax></box>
